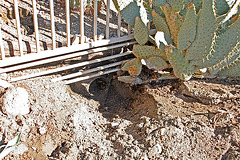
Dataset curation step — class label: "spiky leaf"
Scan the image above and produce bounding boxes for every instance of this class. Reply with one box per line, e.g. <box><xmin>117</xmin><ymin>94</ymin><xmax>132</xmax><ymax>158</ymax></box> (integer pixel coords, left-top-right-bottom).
<box><xmin>153</xmin><ymin>0</ymin><xmax>167</xmax><ymax>7</ymax></box>
<box><xmin>161</xmin><ymin>5</ymin><xmax>184</xmax><ymax>47</ymax></box>
<box><xmin>178</xmin><ymin>4</ymin><xmax>197</xmax><ymax>51</ymax></box>
<box><xmin>122</xmin><ymin>58</ymin><xmax>142</xmax><ymax>76</ymax></box>
<box><xmin>118</xmin><ymin>76</ymin><xmax>143</xmax><ymax>84</ymax></box>
<box><xmin>185</xmin><ymin>0</ymin><xmax>216</xmax><ymax>69</ymax></box>
<box><xmin>152</xmin><ymin>10</ymin><xmax>170</xmax><ymax>35</ymax></box>
<box><xmin>206</xmin><ymin>16</ymin><xmax>240</xmax><ymax>70</ymax></box>
<box><xmin>215</xmin><ymin>0</ymin><xmax>230</xmax><ymax>15</ymax></box>
<box><xmin>219</xmin><ymin>0</ymin><xmax>240</xmax><ymax>25</ymax></box>
<box><xmin>134</xmin><ymin>17</ymin><xmax>149</xmax><ymax>45</ymax></box>
<box><xmin>192</xmin><ymin>0</ymin><xmax>202</xmax><ymax>13</ymax></box>
<box><xmin>121</xmin><ymin>1</ymin><xmax>140</xmax><ymax>26</ymax></box>
<box><xmin>143</xmin><ymin>1</ymin><xmax>153</xmax><ymax>22</ymax></box>
<box><xmin>133</xmin><ymin>45</ymin><xmax>166</xmax><ymax>60</ymax></box>
<box><xmin>166</xmin><ymin>45</ymin><xmax>193</xmax><ymax>81</ymax></box>
<box><xmin>168</xmin><ymin>0</ymin><xmax>184</xmax><ymax>12</ymax></box>
<box><xmin>142</xmin><ymin>56</ymin><xmax>169</xmax><ymax>71</ymax></box>
<box><xmin>153</xmin><ymin>4</ymin><xmax>165</xmax><ymax>17</ymax></box>
<box><xmin>210</xmin><ymin>42</ymin><xmax>240</xmax><ymax>75</ymax></box>
<box><xmin>218</xmin><ymin>58</ymin><xmax>240</xmax><ymax>77</ymax></box>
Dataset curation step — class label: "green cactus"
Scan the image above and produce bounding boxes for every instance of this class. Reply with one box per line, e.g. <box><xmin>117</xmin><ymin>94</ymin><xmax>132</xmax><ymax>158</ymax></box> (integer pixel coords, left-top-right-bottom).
<box><xmin>121</xmin><ymin>1</ymin><xmax>140</xmax><ymax>26</ymax></box>
<box><xmin>166</xmin><ymin>45</ymin><xmax>193</xmax><ymax>81</ymax></box>
<box><xmin>116</xmin><ymin>0</ymin><xmax>240</xmax><ymax>83</ymax></box>
<box><xmin>153</xmin><ymin>0</ymin><xmax>166</xmax><ymax>7</ymax></box>
<box><xmin>143</xmin><ymin>56</ymin><xmax>169</xmax><ymax>71</ymax></box>
<box><xmin>192</xmin><ymin>0</ymin><xmax>202</xmax><ymax>13</ymax></box>
<box><xmin>215</xmin><ymin>0</ymin><xmax>231</xmax><ymax>15</ymax></box>
<box><xmin>218</xmin><ymin>58</ymin><xmax>240</xmax><ymax>77</ymax></box>
<box><xmin>121</xmin><ymin>58</ymin><xmax>142</xmax><ymax>76</ymax></box>
<box><xmin>118</xmin><ymin>76</ymin><xmax>143</xmax><ymax>84</ymax></box>
<box><xmin>134</xmin><ymin>17</ymin><xmax>149</xmax><ymax>45</ymax></box>
<box><xmin>185</xmin><ymin>0</ymin><xmax>216</xmax><ymax>69</ymax></box>
<box><xmin>161</xmin><ymin>5</ymin><xmax>184</xmax><ymax>47</ymax></box>
<box><xmin>206</xmin><ymin>15</ymin><xmax>240</xmax><ymax>70</ymax></box>
<box><xmin>168</xmin><ymin>0</ymin><xmax>184</xmax><ymax>12</ymax></box>
<box><xmin>152</xmin><ymin>10</ymin><xmax>170</xmax><ymax>35</ymax></box>
<box><xmin>210</xmin><ymin>42</ymin><xmax>240</xmax><ymax>75</ymax></box>
<box><xmin>133</xmin><ymin>45</ymin><xmax>167</xmax><ymax>60</ymax></box>
<box><xmin>177</xmin><ymin>3</ymin><xmax>197</xmax><ymax>51</ymax></box>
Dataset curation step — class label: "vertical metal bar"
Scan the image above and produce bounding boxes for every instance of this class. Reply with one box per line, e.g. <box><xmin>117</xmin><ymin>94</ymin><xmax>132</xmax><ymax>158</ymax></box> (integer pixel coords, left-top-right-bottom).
<box><xmin>105</xmin><ymin>0</ymin><xmax>110</xmax><ymax>39</ymax></box>
<box><xmin>80</xmin><ymin>0</ymin><xmax>84</xmax><ymax>44</ymax></box>
<box><xmin>93</xmin><ymin>0</ymin><xmax>97</xmax><ymax>41</ymax></box>
<box><xmin>65</xmin><ymin>0</ymin><xmax>71</xmax><ymax>46</ymax></box>
<box><xmin>14</xmin><ymin>0</ymin><xmax>23</xmax><ymax>56</ymax></box>
<box><xmin>0</xmin><ymin>20</ymin><xmax>5</xmax><ymax>60</ymax></box>
<box><xmin>117</xmin><ymin>11</ymin><xmax>121</xmax><ymax>37</ymax></box>
<box><xmin>128</xmin><ymin>24</ymin><xmax>131</xmax><ymax>35</ymax></box>
<box><xmin>49</xmin><ymin>0</ymin><xmax>56</xmax><ymax>49</ymax></box>
<box><xmin>32</xmin><ymin>0</ymin><xmax>40</xmax><ymax>53</ymax></box>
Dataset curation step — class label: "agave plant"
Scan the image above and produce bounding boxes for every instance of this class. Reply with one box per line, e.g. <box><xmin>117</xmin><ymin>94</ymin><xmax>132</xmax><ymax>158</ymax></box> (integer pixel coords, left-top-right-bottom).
<box><xmin>115</xmin><ymin>0</ymin><xmax>240</xmax><ymax>84</ymax></box>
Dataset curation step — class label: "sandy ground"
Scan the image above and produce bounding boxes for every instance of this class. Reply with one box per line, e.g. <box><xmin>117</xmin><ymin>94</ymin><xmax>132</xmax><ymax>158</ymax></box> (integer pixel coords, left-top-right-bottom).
<box><xmin>0</xmin><ymin>0</ymin><xmax>240</xmax><ymax>159</ymax></box>
<box><xmin>0</xmin><ymin>70</ymin><xmax>240</xmax><ymax>159</ymax></box>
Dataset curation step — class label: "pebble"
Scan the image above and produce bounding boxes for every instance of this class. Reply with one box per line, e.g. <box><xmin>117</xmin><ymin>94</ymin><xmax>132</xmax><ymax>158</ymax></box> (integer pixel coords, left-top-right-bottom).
<box><xmin>2</xmin><ymin>87</ymin><xmax>29</xmax><ymax>116</ymax></box>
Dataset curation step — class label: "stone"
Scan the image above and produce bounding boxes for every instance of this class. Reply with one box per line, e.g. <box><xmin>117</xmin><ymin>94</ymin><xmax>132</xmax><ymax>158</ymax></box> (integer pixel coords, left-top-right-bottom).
<box><xmin>2</xmin><ymin>87</ymin><xmax>29</xmax><ymax>116</ymax></box>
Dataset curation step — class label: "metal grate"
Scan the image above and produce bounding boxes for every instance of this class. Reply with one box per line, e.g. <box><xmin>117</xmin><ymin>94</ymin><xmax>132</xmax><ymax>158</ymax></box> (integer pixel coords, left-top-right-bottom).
<box><xmin>0</xmin><ymin>0</ymin><xmax>155</xmax><ymax>83</ymax></box>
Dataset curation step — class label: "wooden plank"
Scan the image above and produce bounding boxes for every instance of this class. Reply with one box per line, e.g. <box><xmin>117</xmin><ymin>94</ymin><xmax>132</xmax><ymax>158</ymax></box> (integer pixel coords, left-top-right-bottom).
<box><xmin>49</xmin><ymin>0</ymin><xmax>56</xmax><ymax>49</ymax></box>
<box><xmin>0</xmin><ymin>41</ymin><xmax>136</xmax><ymax>73</ymax></box>
<box><xmin>0</xmin><ymin>30</ymin><xmax>156</xmax><ymax>67</ymax></box>
<box><xmin>10</xmin><ymin>51</ymin><xmax>132</xmax><ymax>82</ymax></box>
<box><xmin>117</xmin><ymin>11</ymin><xmax>121</xmax><ymax>37</ymax></box>
<box><xmin>65</xmin><ymin>68</ymin><xmax>121</xmax><ymax>84</ymax></box>
<box><xmin>0</xmin><ymin>21</ymin><xmax>5</xmax><ymax>60</ymax></box>
<box><xmin>32</xmin><ymin>0</ymin><xmax>40</xmax><ymax>53</ymax></box>
<box><xmin>93</xmin><ymin>0</ymin><xmax>98</xmax><ymax>41</ymax></box>
<box><xmin>65</xmin><ymin>0</ymin><xmax>71</xmax><ymax>46</ymax></box>
<box><xmin>106</xmin><ymin>0</ymin><xmax>110</xmax><ymax>39</ymax></box>
<box><xmin>52</xmin><ymin>60</ymin><xmax>129</xmax><ymax>82</ymax></box>
<box><xmin>80</xmin><ymin>0</ymin><xmax>84</xmax><ymax>44</ymax></box>
<box><xmin>14</xmin><ymin>0</ymin><xmax>24</xmax><ymax>56</ymax></box>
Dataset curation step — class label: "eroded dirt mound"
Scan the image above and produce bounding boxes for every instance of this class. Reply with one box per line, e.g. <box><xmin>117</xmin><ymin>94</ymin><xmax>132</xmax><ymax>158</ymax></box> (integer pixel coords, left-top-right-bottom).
<box><xmin>0</xmin><ymin>74</ymin><xmax>239</xmax><ymax>159</ymax></box>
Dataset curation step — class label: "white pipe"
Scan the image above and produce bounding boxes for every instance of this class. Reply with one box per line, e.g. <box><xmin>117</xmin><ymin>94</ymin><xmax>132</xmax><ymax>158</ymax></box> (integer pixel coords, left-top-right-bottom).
<box><xmin>14</xmin><ymin>0</ymin><xmax>24</xmax><ymax>56</ymax></box>
<box><xmin>32</xmin><ymin>0</ymin><xmax>40</xmax><ymax>53</ymax></box>
<box><xmin>49</xmin><ymin>0</ymin><xmax>56</xmax><ymax>49</ymax></box>
<box><xmin>10</xmin><ymin>51</ymin><xmax>132</xmax><ymax>82</ymax></box>
<box><xmin>65</xmin><ymin>68</ymin><xmax>121</xmax><ymax>84</ymax></box>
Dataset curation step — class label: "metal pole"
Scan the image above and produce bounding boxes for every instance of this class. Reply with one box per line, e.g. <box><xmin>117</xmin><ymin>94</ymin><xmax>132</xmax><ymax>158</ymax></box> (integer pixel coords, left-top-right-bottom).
<box><xmin>93</xmin><ymin>0</ymin><xmax>98</xmax><ymax>41</ymax></box>
<box><xmin>117</xmin><ymin>11</ymin><xmax>121</xmax><ymax>37</ymax></box>
<box><xmin>49</xmin><ymin>0</ymin><xmax>56</xmax><ymax>49</ymax></box>
<box><xmin>106</xmin><ymin>0</ymin><xmax>110</xmax><ymax>39</ymax></box>
<box><xmin>14</xmin><ymin>0</ymin><xmax>24</xmax><ymax>56</ymax></box>
<box><xmin>32</xmin><ymin>0</ymin><xmax>40</xmax><ymax>52</ymax></box>
<box><xmin>80</xmin><ymin>0</ymin><xmax>84</xmax><ymax>44</ymax></box>
<box><xmin>65</xmin><ymin>0</ymin><xmax>71</xmax><ymax>46</ymax></box>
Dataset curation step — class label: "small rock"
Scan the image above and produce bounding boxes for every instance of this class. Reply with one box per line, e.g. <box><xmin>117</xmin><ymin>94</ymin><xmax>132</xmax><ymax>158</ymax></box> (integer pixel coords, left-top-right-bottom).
<box><xmin>151</xmin><ymin>144</ymin><xmax>162</xmax><ymax>154</ymax></box>
<box><xmin>2</xmin><ymin>87</ymin><xmax>29</xmax><ymax>116</ymax></box>
<box><xmin>39</xmin><ymin>126</ymin><xmax>47</xmax><ymax>135</ymax></box>
<box><xmin>111</xmin><ymin>122</ymin><xmax>119</xmax><ymax>128</ymax></box>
